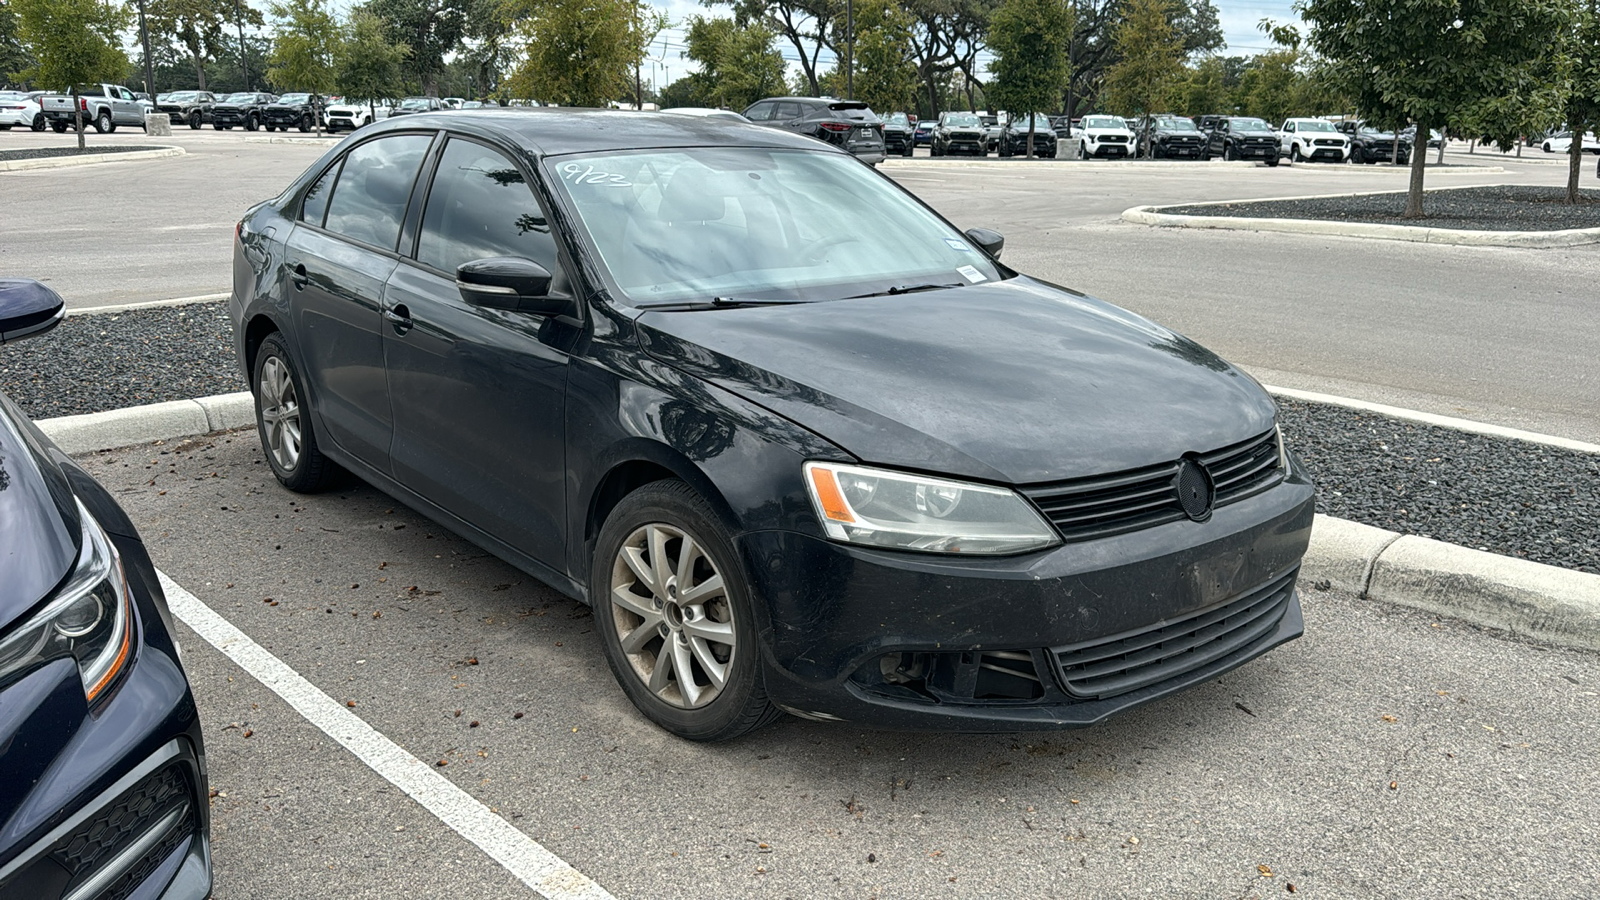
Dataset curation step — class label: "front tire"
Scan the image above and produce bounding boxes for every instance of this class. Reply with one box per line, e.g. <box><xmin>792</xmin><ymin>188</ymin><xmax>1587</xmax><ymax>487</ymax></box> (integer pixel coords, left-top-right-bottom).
<box><xmin>32</xmin><ymin>113</ymin><xmax>45</xmax><ymax>132</ymax></box>
<box><xmin>592</xmin><ymin>480</ymin><xmax>781</xmax><ymax>741</ymax></box>
<box><xmin>253</xmin><ymin>334</ymin><xmax>339</xmax><ymax>493</ymax></box>
<box><xmin>1290</xmin><ymin>145</ymin><xmax>1302</xmax><ymax>163</ymax></box>
<box><xmin>189</xmin><ymin>112</ymin><xmax>202</xmax><ymax>129</ymax></box>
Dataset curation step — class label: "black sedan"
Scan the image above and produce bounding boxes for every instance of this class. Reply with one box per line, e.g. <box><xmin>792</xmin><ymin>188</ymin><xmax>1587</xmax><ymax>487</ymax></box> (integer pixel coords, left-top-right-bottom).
<box><xmin>0</xmin><ymin>279</ymin><xmax>212</xmax><ymax>898</ymax></box>
<box><xmin>231</xmin><ymin>109</ymin><xmax>1313</xmax><ymax>740</ymax></box>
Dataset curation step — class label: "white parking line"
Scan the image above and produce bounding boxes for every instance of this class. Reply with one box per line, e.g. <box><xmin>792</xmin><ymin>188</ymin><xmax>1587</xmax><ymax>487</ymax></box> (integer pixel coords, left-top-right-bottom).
<box><xmin>156</xmin><ymin>571</ymin><xmax>620</xmax><ymax>900</ymax></box>
<box><xmin>1263</xmin><ymin>385</ymin><xmax>1600</xmax><ymax>454</ymax></box>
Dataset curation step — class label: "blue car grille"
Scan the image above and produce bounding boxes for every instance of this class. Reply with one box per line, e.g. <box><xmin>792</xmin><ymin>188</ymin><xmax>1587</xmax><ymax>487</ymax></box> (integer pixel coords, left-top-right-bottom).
<box><xmin>1052</xmin><ymin>568</ymin><xmax>1298</xmax><ymax>699</ymax></box>
<box><xmin>1020</xmin><ymin>429</ymin><xmax>1281</xmax><ymax>541</ymax></box>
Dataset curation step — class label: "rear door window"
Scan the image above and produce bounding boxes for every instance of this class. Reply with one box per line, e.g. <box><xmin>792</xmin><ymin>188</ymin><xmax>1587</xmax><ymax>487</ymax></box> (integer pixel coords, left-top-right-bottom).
<box><xmin>415</xmin><ymin>137</ymin><xmax>565</xmax><ymax>289</ymax></box>
<box><xmin>322</xmin><ymin>134</ymin><xmax>433</xmax><ymax>251</ymax></box>
<box><xmin>301</xmin><ymin>162</ymin><xmax>340</xmax><ymax>227</ymax></box>
<box><xmin>775</xmin><ymin>102</ymin><xmax>803</xmax><ymax>120</ymax></box>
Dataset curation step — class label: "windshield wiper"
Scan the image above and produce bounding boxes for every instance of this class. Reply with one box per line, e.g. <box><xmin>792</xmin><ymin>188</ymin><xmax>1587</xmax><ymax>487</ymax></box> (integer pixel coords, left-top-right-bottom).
<box><xmin>636</xmin><ymin>297</ymin><xmax>812</xmax><ymax>311</ymax></box>
<box><xmin>841</xmin><ymin>282</ymin><xmax>964</xmax><ymax>300</ymax></box>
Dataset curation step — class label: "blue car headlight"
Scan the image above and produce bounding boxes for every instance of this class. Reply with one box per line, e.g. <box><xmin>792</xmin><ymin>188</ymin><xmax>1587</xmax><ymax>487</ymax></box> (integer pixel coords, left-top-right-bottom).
<box><xmin>0</xmin><ymin>498</ymin><xmax>134</xmax><ymax>702</ymax></box>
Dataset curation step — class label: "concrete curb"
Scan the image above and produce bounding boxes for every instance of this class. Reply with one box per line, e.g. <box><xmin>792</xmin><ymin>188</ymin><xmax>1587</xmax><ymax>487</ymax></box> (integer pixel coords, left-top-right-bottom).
<box><xmin>37</xmin><ymin>391</ymin><xmax>252</xmax><ymax>454</ymax></box>
<box><xmin>31</xmin><ymin>393</ymin><xmax>1600</xmax><ymax>653</ymax></box>
<box><xmin>68</xmin><ymin>292</ymin><xmax>230</xmax><ymax>317</ymax></box>
<box><xmin>243</xmin><ymin>136</ymin><xmax>340</xmax><ymax>145</ymax></box>
<box><xmin>0</xmin><ymin>145</ymin><xmax>185</xmax><ymax>172</ymax></box>
<box><xmin>1301</xmin><ymin>515</ymin><xmax>1600</xmax><ymax>652</ymax></box>
<box><xmin>1122</xmin><ymin>183</ymin><xmax>1600</xmax><ymax>247</ymax></box>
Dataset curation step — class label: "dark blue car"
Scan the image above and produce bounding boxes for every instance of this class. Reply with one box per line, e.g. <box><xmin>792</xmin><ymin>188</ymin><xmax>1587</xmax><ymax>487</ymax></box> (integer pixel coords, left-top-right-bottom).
<box><xmin>0</xmin><ymin>279</ymin><xmax>212</xmax><ymax>899</ymax></box>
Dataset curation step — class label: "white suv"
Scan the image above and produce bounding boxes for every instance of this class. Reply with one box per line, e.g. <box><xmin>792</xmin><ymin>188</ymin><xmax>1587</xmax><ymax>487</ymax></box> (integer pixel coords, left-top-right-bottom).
<box><xmin>1076</xmin><ymin>114</ymin><xmax>1136</xmax><ymax>159</ymax></box>
<box><xmin>1277</xmin><ymin>118</ymin><xmax>1349</xmax><ymax>163</ymax></box>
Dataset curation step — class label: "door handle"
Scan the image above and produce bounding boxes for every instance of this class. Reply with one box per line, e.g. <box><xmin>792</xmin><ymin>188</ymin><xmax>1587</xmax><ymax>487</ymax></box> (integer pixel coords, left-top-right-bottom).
<box><xmin>290</xmin><ymin>263</ymin><xmax>308</xmax><ymax>289</ymax></box>
<box><xmin>384</xmin><ymin>305</ymin><xmax>413</xmax><ymax>333</ymax></box>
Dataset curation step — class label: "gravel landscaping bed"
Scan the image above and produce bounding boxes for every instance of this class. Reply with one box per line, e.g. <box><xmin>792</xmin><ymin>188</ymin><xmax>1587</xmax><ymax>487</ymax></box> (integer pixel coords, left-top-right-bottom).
<box><xmin>0</xmin><ymin>300</ymin><xmax>1594</xmax><ymax>574</ymax></box>
<box><xmin>1160</xmin><ymin>185</ymin><xmax>1600</xmax><ymax>231</ymax></box>
<box><xmin>1278</xmin><ymin>400</ymin><xmax>1598</xmax><ymax>574</ymax></box>
<box><xmin>0</xmin><ymin>301</ymin><xmax>242</xmax><ymax>418</ymax></box>
<box><xmin>0</xmin><ymin>145</ymin><xmax>161</xmax><ymax>162</ymax></box>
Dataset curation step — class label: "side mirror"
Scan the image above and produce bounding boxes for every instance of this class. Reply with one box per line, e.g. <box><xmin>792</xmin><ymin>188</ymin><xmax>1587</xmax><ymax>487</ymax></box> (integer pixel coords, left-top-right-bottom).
<box><xmin>456</xmin><ymin>257</ymin><xmax>566</xmax><ymax>315</ymax></box>
<box><xmin>0</xmin><ymin>278</ymin><xmax>66</xmax><ymax>345</ymax></box>
<box><xmin>964</xmin><ymin>228</ymin><xmax>1005</xmax><ymax>259</ymax></box>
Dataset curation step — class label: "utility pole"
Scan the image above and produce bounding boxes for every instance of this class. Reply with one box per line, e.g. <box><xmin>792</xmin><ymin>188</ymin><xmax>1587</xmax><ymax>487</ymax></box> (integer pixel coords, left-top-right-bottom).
<box><xmin>1064</xmin><ymin>0</ymin><xmax>1076</xmax><ymax>139</ymax></box>
<box><xmin>136</xmin><ymin>0</ymin><xmax>157</xmax><ymax>102</ymax></box>
<box><xmin>234</xmin><ymin>0</ymin><xmax>250</xmax><ymax>90</ymax></box>
<box><xmin>845</xmin><ymin>0</ymin><xmax>854</xmax><ymax>100</ymax></box>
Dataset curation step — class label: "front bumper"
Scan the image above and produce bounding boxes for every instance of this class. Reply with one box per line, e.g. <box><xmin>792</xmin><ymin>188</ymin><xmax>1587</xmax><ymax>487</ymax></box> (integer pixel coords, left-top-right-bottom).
<box><xmin>1158</xmin><ymin>141</ymin><xmax>1206</xmax><ymax>158</ymax></box>
<box><xmin>1085</xmin><ymin>139</ymin><xmax>1130</xmax><ymax>158</ymax></box>
<box><xmin>212</xmin><ymin>109</ymin><xmax>250</xmax><ymax>125</ymax></box>
<box><xmin>738</xmin><ymin>471</ymin><xmax>1314</xmax><ymax>730</ymax></box>
<box><xmin>0</xmin><ymin>536</ymin><xmax>210</xmax><ymax>899</ymax></box>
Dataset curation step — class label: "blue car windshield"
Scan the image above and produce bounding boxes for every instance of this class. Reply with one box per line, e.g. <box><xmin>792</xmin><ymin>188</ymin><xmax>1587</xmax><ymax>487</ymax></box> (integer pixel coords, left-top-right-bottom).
<box><xmin>547</xmin><ymin>147</ymin><xmax>1003</xmax><ymax>306</ymax></box>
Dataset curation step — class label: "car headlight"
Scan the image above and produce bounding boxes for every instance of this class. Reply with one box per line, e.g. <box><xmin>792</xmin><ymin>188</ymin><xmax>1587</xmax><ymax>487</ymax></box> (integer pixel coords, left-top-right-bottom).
<box><xmin>803</xmin><ymin>462</ymin><xmax>1059</xmax><ymax>555</ymax></box>
<box><xmin>0</xmin><ymin>499</ymin><xmax>134</xmax><ymax>702</ymax></box>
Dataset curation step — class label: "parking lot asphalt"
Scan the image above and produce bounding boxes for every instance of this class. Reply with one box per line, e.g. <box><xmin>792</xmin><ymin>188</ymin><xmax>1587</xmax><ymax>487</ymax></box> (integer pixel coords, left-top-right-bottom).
<box><xmin>5</xmin><ymin>127</ymin><xmax>1598</xmax><ymax>445</ymax></box>
<box><xmin>80</xmin><ymin>432</ymin><xmax>1600</xmax><ymax>899</ymax></box>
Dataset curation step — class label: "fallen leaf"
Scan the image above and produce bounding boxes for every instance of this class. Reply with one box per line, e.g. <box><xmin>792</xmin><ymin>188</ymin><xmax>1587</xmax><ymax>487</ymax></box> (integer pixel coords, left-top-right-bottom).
<box><xmin>1382</xmin><ymin>715</ymin><xmax>1397</xmax><ymax>723</ymax></box>
<box><xmin>346</xmin><ymin>700</ymin><xmax>356</xmax><ymax>708</ymax></box>
<box><xmin>1258</xmin><ymin>864</ymin><xmax>1274</xmax><ymax>877</ymax></box>
<box><xmin>437</xmin><ymin>759</ymin><xmax>448</xmax><ymax>767</ymax></box>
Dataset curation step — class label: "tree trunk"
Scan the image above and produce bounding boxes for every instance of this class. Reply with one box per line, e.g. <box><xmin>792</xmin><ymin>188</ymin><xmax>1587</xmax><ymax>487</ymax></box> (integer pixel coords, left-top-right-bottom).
<box><xmin>1027</xmin><ymin>117</ymin><xmax>1035</xmax><ymax>158</ymax></box>
<box><xmin>1391</xmin><ymin>134</ymin><xmax>1400</xmax><ymax>166</ymax></box>
<box><xmin>1404</xmin><ymin>118</ymin><xmax>1428</xmax><ymax>219</ymax></box>
<box><xmin>1569</xmin><ymin>123</ymin><xmax>1586</xmax><ymax>204</ymax></box>
<box><xmin>71</xmin><ymin>86</ymin><xmax>85</xmax><ymax>151</ymax></box>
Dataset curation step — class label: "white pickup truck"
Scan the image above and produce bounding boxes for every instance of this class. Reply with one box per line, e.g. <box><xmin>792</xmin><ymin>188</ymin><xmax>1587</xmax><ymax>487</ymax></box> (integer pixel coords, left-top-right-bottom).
<box><xmin>40</xmin><ymin>83</ymin><xmax>146</xmax><ymax>134</ymax></box>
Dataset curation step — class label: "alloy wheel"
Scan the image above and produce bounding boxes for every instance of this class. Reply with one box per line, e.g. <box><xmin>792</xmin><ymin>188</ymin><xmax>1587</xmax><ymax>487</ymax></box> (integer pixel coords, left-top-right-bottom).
<box><xmin>608</xmin><ymin>523</ymin><xmax>735</xmax><ymax>710</ymax></box>
<box><xmin>258</xmin><ymin>356</ymin><xmax>302</xmax><ymax>471</ymax></box>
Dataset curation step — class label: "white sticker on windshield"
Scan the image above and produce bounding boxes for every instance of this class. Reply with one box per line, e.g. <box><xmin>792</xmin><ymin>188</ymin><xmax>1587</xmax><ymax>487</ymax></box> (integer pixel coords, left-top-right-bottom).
<box><xmin>944</xmin><ymin>238</ymin><xmax>971</xmax><ymax>251</ymax></box>
<box><xmin>957</xmin><ymin>265</ymin><xmax>986</xmax><ymax>283</ymax></box>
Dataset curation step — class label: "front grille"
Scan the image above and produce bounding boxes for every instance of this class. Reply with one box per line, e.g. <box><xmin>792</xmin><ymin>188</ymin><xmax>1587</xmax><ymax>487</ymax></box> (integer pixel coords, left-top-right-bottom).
<box><xmin>1314</xmin><ymin>138</ymin><xmax>1341</xmax><ymax>146</ymax></box>
<box><xmin>1020</xmin><ymin>429</ymin><xmax>1281</xmax><ymax>541</ymax></box>
<box><xmin>1102</xmin><ymin>135</ymin><xmax>1128</xmax><ymax>143</ymax></box>
<box><xmin>1052</xmin><ymin>569</ymin><xmax>1297</xmax><ymax>699</ymax></box>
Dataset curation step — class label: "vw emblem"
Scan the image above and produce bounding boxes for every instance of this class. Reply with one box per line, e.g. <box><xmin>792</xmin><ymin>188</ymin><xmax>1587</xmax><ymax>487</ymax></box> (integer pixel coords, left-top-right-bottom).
<box><xmin>1175</xmin><ymin>458</ymin><xmax>1215</xmax><ymax>522</ymax></box>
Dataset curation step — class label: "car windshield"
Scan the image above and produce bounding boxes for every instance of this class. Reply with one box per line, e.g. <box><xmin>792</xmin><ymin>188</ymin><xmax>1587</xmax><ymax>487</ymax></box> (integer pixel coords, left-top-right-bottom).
<box><xmin>944</xmin><ymin>113</ymin><xmax>980</xmax><ymax>127</ymax></box>
<box><xmin>168</xmin><ymin>92</ymin><xmax>197</xmax><ymax>101</ymax></box>
<box><xmin>1155</xmin><ymin>117</ymin><xmax>1199</xmax><ymax>131</ymax></box>
<box><xmin>1011</xmin><ymin>114</ymin><xmax>1052</xmax><ymax>130</ymax></box>
<box><xmin>886</xmin><ymin>113</ymin><xmax>909</xmax><ymax>126</ymax></box>
<box><xmin>401</xmin><ymin>98</ymin><xmax>432</xmax><ymax>109</ymax></box>
<box><xmin>547</xmin><ymin>147</ymin><xmax>1004</xmax><ymax>306</ymax></box>
<box><xmin>278</xmin><ymin>93</ymin><xmax>310</xmax><ymax>104</ymax></box>
<box><xmin>1297</xmin><ymin>120</ymin><xmax>1336</xmax><ymax>132</ymax></box>
<box><xmin>1082</xmin><ymin>116</ymin><xmax>1122</xmax><ymax>129</ymax></box>
<box><xmin>1231</xmin><ymin>118</ymin><xmax>1271</xmax><ymax>131</ymax></box>
<box><xmin>224</xmin><ymin>93</ymin><xmax>256</xmax><ymax>103</ymax></box>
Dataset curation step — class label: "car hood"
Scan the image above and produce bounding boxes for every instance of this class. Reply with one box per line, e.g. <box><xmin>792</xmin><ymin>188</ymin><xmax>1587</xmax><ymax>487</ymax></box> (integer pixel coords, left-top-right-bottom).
<box><xmin>0</xmin><ymin>391</ymin><xmax>79</xmax><ymax>633</ymax></box>
<box><xmin>1085</xmin><ymin>128</ymin><xmax>1133</xmax><ymax>138</ymax></box>
<box><xmin>1232</xmin><ymin>129</ymin><xmax>1277</xmax><ymax>138</ymax></box>
<box><xmin>636</xmin><ymin>277</ymin><xmax>1276</xmax><ymax>485</ymax></box>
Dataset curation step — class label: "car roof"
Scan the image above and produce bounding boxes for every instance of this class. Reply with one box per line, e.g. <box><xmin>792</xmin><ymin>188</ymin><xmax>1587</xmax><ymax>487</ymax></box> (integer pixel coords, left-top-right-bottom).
<box><xmin>359</xmin><ymin>107</ymin><xmax>832</xmax><ymax>157</ymax></box>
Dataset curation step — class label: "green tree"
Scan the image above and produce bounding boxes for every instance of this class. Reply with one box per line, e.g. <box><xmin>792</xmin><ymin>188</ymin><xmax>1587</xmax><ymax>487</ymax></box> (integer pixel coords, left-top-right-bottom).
<box><xmin>839</xmin><ymin>0</ymin><xmax>917</xmax><ymax>113</ymax></box>
<box><xmin>1559</xmin><ymin>0</ymin><xmax>1600</xmax><ymax>202</ymax></box>
<box><xmin>268</xmin><ymin>0</ymin><xmax>338</xmax><ymax>132</ymax></box>
<box><xmin>1174</xmin><ymin>55</ymin><xmax>1233</xmax><ymax>117</ymax></box>
<box><xmin>1</xmin><ymin>1</ymin><xmax>36</xmax><ymax>87</ymax></box>
<box><xmin>504</xmin><ymin>0</ymin><xmax>656</xmax><ymax>107</ymax></box>
<box><xmin>682</xmin><ymin>15</ymin><xmax>786</xmax><ymax>111</ymax></box>
<box><xmin>11</xmin><ymin>0</ymin><xmax>128</xmax><ymax>147</ymax></box>
<box><xmin>1301</xmin><ymin>0</ymin><xmax>1571</xmax><ymax>218</ymax></box>
<box><xmin>366</xmin><ymin>0</ymin><xmax>467</xmax><ymax>97</ymax></box>
<box><xmin>146</xmin><ymin>0</ymin><xmax>262</xmax><ymax>91</ymax></box>
<box><xmin>1102</xmin><ymin>0</ymin><xmax>1183</xmax><ymax>154</ymax></box>
<box><xmin>986</xmin><ymin>0</ymin><xmax>1072</xmax><ymax>156</ymax></box>
<box><xmin>336</xmin><ymin>6</ymin><xmax>409</xmax><ymax>118</ymax></box>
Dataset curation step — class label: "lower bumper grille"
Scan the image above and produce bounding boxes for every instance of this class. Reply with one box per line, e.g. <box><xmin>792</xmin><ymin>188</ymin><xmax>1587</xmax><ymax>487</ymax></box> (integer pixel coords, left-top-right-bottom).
<box><xmin>1053</xmin><ymin>569</ymin><xmax>1297</xmax><ymax>700</ymax></box>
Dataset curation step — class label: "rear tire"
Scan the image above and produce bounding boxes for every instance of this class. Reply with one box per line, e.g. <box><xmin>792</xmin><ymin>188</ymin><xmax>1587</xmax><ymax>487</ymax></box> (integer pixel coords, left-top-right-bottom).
<box><xmin>52</xmin><ymin>120</ymin><xmax>67</xmax><ymax>133</ymax></box>
<box><xmin>32</xmin><ymin>113</ymin><xmax>45</xmax><ymax>132</ymax></box>
<box><xmin>94</xmin><ymin>110</ymin><xmax>111</xmax><ymax>133</ymax></box>
<box><xmin>253</xmin><ymin>334</ymin><xmax>339</xmax><ymax>493</ymax></box>
<box><xmin>592</xmin><ymin>480</ymin><xmax>782</xmax><ymax>742</ymax></box>
<box><xmin>297</xmin><ymin>115</ymin><xmax>311</xmax><ymax>133</ymax></box>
